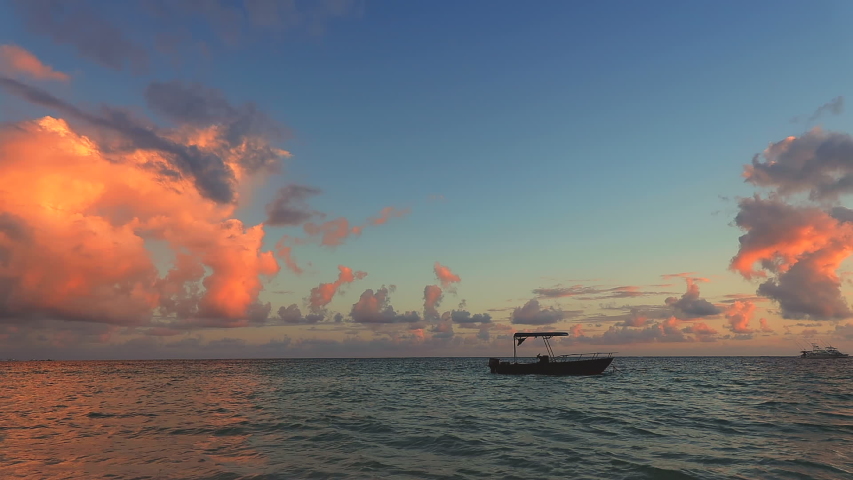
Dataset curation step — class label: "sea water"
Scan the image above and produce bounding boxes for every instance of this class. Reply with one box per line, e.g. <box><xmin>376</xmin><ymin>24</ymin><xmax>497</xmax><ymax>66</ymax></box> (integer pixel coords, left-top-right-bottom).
<box><xmin>1</xmin><ymin>357</ymin><xmax>851</xmax><ymax>479</ymax></box>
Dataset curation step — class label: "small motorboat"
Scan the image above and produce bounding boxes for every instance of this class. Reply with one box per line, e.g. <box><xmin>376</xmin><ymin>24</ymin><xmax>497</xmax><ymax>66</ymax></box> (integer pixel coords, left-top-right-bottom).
<box><xmin>488</xmin><ymin>332</ymin><xmax>615</xmax><ymax>376</ymax></box>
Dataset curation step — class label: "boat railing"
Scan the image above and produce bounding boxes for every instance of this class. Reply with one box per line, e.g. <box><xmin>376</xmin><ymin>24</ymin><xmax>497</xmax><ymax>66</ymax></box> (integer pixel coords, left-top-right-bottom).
<box><xmin>556</xmin><ymin>352</ymin><xmax>616</xmax><ymax>361</ymax></box>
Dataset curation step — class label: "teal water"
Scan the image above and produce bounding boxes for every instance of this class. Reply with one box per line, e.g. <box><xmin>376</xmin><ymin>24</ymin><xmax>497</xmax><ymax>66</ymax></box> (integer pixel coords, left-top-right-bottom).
<box><xmin>1</xmin><ymin>357</ymin><xmax>851</xmax><ymax>479</ymax></box>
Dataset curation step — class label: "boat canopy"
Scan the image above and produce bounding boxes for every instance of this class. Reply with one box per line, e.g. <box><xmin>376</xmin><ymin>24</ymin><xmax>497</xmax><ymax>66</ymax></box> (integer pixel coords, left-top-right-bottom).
<box><xmin>513</xmin><ymin>332</ymin><xmax>568</xmax><ymax>338</ymax></box>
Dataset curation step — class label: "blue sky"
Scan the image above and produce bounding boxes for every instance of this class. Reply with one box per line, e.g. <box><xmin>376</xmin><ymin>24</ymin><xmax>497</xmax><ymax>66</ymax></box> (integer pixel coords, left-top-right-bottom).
<box><xmin>1</xmin><ymin>0</ymin><xmax>853</xmax><ymax>358</ymax></box>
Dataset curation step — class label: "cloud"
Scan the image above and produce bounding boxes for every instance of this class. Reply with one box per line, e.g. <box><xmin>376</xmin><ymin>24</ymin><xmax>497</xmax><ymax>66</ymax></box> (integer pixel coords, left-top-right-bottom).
<box><xmin>835</xmin><ymin>322</ymin><xmax>853</xmax><ymax>340</ymax></box>
<box><xmin>264</xmin><ymin>184</ymin><xmax>322</xmax><ymax>226</ymax></box>
<box><xmin>533</xmin><ymin>284</ymin><xmax>670</xmax><ymax>300</ymax></box>
<box><xmin>369</xmin><ymin>206</ymin><xmax>409</xmax><ymax>225</ymax></box>
<box><xmin>620</xmin><ymin>308</ymin><xmax>649</xmax><ymax>327</ymax></box>
<box><xmin>744</xmin><ymin>128</ymin><xmax>853</xmax><ymax>201</ymax></box>
<box><xmin>791</xmin><ymin>96</ymin><xmax>844</xmax><ymax>123</ymax></box>
<box><xmin>681</xmin><ymin>321</ymin><xmax>718</xmax><ymax>342</ymax></box>
<box><xmin>664</xmin><ymin>277</ymin><xmax>721</xmax><ymax>317</ymax></box>
<box><xmin>725</xmin><ymin>301</ymin><xmax>756</xmax><ymax>334</ymax></box>
<box><xmin>588</xmin><ymin>317</ymin><xmax>691</xmax><ymax>344</ymax></box>
<box><xmin>144</xmin><ymin>80</ymin><xmax>289</xmax><ymax>174</ymax></box>
<box><xmin>0</xmin><ymin>77</ymin><xmax>290</xmax><ymax>204</ymax></box>
<box><xmin>299</xmin><ymin>206</ymin><xmax>407</xmax><ymax>247</ymax></box>
<box><xmin>759</xmin><ymin>318</ymin><xmax>774</xmax><ymax>333</ymax></box>
<box><xmin>434</xmin><ymin>262</ymin><xmax>461</xmax><ymax>288</ymax></box>
<box><xmin>731</xmin><ymin>195</ymin><xmax>853</xmax><ymax>319</ymax></box>
<box><xmin>511</xmin><ymin>299</ymin><xmax>579</xmax><ymax>325</ymax></box>
<box><xmin>423</xmin><ymin>285</ymin><xmax>443</xmax><ymax>321</ymax></box>
<box><xmin>449</xmin><ymin>310</ymin><xmax>492</xmax><ymax>324</ymax></box>
<box><xmin>12</xmin><ymin>0</ymin><xmax>149</xmax><ymax>72</ymax></box>
<box><xmin>0</xmin><ymin>115</ymin><xmax>280</xmax><ymax>328</ymax></box>
<box><xmin>350</xmin><ymin>287</ymin><xmax>421</xmax><ymax>324</ymax></box>
<box><xmin>275</xmin><ymin>236</ymin><xmax>302</xmax><ymax>275</ymax></box>
<box><xmin>277</xmin><ymin>304</ymin><xmax>324</xmax><ymax>324</ymax></box>
<box><xmin>147</xmin><ymin>0</ymin><xmax>363</xmax><ymax>46</ymax></box>
<box><xmin>303</xmin><ymin>217</ymin><xmax>358</xmax><ymax>246</ymax></box>
<box><xmin>308</xmin><ymin>265</ymin><xmax>367</xmax><ymax>313</ymax></box>
<box><xmin>0</xmin><ymin>44</ymin><xmax>69</xmax><ymax>81</ymax></box>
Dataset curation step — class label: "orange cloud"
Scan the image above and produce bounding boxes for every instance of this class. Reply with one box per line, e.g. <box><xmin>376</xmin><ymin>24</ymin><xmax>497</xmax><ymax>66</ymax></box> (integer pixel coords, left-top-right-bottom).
<box><xmin>434</xmin><ymin>262</ymin><xmax>461</xmax><ymax>287</ymax></box>
<box><xmin>275</xmin><ymin>235</ymin><xmax>302</xmax><ymax>274</ymax></box>
<box><xmin>423</xmin><ymin>285</ymin><xmax>443</xmax><ymax>320</ymax></box>
<box><xmin>725</xmin><ymin>301</ymin><xmax>755</xmax><ymax>334</ymax></box>
<box><xmin>308</xmin><ymin>265</ymin><xmax>367</xmax><ymax>312</ymax></box>
<box><xmin>370</xmin><ymin>206</ymin><xmax>409</xmax><ymax>225</ymax></box>
<box><xmin>731</xmin><ymin>196</ymin><xmax>853</xmax><ymax>319</ymax></box>
<box><xmin>0</xmin><ymin>116</ymin><xmax>280</xmax><ymax>327</ymax></box>
<box><xmin>0</xmin><ymin>44</ymin><xmax>69</xmax><ymax>81</ymax></box>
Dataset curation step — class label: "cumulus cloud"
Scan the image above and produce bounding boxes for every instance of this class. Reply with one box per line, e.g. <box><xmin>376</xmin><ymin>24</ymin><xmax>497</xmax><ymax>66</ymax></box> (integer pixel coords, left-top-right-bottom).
<box><xmin>682</xmin><ymin>321</ymin><xmax>718</xmax><ymax>341</ymax></box>
<box><xmin>511</xmin><ymin>299</ymin><xmax>579</xmax><ymax>325</ymax></box>
<box><xmin>725</xmin><ymin>301</ymin><xmax>756</xmax><ymax>334</ymax></box>
<box><xmin>0</xmin><ymin>44</ymin><xmax>69</xmax><ymax>81</ymax></box>
<box><xmin>591</xmin><ymin>317</ymin><xmax>690</xmax><ymax>344</ymax></box>
<box><xmin>731</xmin><ymin>195</ymin><xmax>853</xmax><ymax>319</ymax></box>
<box><xmin>0</xmin><ymin>115</ymin><xmax>280</xmax><ymax>327</ymax></box>
<box><xmin>744</xmin><ymin>128</ymin><xmax>853</xmax><ymax>201</ymax></box>
<box><xmin>664</xmin><ymin>277</ymin><xmax>721</xmax><ymax>317</ymax></box>
<box><xmin>423</xmin><ymin>285</ymin><xmax>443</xmax><ymax>321</ymax></box>
<box><xmin>277</xmin><ymin>304</ymin><xmax>324</xmax><ymax>324</ymax></box>
<box><xmin>449</xmin><ymin>310</ymin><xmax>492</xmax><ymax>324</ymax></box>
<box><xmin>434</xmin><ymin>262</ymin><xmax>461</xmax><ymax>288</ymax></box>
<box><xmin>264</xmin><ymin>184</ymin><xmax>322</xmax><ymax>226</ymax></box>
<box><xmin>350</xmin><ymin>287</ymin><xmax>421</xmax><ymax>324</ymax></box>
<box><xmin>308</xmin><ymin>265</ymin><xmax>367</xmax><ymax>313</ymax></box>
<box><xmin>0</xmin><ymin>77</ymin><xmax>290</xmax><ymax>204</ymax></box>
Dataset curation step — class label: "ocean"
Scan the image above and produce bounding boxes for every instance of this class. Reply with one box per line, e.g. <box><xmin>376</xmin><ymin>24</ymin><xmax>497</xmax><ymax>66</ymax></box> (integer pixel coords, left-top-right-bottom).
<box><xmin>1</xmin><ymin>357</ymin><xmax>851</xmax><ymax>479</ymax></box>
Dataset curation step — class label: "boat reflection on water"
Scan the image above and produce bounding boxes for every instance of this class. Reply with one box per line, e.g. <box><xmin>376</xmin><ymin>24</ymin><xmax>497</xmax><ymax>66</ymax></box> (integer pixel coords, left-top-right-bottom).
<box><xmin>488</xmin><ymin>332</ymin><xmax>615</xmax><ymax>376</ymax></box>
<box><xmin>800</xmin><ymin>343</ymin><xmax>850</xmax><ymax>359</ymax></box>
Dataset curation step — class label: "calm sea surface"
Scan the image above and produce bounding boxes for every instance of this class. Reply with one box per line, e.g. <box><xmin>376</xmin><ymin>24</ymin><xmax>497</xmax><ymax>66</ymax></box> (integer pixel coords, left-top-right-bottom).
<box><xmin>1</xmin><ymin>357</ymin><xmax>851</xmax><ymax>479</ymax></box>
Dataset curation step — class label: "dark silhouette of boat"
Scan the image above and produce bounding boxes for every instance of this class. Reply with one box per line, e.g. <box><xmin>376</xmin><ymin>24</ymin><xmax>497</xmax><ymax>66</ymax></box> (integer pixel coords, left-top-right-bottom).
<box><xmin>488</xmin><ymin>332</ymin><xmax>615</xmax><ymax>375</ymax></box>
<box><xmin>800</xmin><ymin>343</ymin><xmax>849</xmax><ymax>359</ymax></box>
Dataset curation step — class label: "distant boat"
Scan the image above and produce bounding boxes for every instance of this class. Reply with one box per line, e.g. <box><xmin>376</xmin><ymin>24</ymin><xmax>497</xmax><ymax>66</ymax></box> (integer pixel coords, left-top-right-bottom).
<box><xmin>488</xmin><ymin>332</ymin><xmax>615</xmax><ymax>376</ymax></box>
<box><xmin>800</xmin><ymin>343</ymin><xmax>849</xmax><ymax>359</ymax></box>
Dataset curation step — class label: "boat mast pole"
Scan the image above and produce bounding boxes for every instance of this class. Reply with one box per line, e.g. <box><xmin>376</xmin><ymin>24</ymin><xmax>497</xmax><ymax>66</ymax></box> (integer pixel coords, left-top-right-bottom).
<box><xmin>513</xmin><ymin>337</ymin><xmax>517</xmax><ymax>363</ymax></box>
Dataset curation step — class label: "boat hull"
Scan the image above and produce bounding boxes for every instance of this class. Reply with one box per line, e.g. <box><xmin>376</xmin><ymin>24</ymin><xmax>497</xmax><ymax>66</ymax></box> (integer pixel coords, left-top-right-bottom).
<box><xmin>489</xmin><ymin>357</ymin><xmax>613</xmax><ymax>376</ymax></box>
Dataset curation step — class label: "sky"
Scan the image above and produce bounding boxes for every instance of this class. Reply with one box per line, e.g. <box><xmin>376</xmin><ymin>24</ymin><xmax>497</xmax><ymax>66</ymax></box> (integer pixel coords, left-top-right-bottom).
<box><xmin>2</xmin><ymin>0</ymin><xmax>853</xmax><ymax>359</ymax></box>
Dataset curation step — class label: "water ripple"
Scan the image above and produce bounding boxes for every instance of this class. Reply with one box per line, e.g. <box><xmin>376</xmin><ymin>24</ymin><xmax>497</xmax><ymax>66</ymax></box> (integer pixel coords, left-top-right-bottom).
<box><xmin>1</xmin><ymin>357</ymin><xmax>852</xmax><ymax>479</ymax></box>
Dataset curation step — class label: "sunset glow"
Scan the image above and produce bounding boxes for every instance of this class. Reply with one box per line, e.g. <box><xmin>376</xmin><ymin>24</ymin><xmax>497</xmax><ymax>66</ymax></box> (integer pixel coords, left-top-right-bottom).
<box><xmin>2</xmin><ymin>1</ymin><xmax>853</xmax><ymax>359</ymax></box>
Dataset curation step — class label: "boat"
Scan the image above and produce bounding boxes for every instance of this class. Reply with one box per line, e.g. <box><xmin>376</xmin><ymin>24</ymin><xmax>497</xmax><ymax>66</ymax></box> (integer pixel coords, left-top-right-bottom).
<box><xmin>488</xmin><ymin>332</ymin><xmax>615</xmax><ymax>375</ymax></box>
<box><xmin>800</xmin><ymin>343</ymin><xmax>849</xmax><ymax>359</ymax></box>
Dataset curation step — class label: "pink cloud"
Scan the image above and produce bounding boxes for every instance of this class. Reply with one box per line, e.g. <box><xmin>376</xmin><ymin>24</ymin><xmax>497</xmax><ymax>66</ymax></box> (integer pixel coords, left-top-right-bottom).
<box><xmin>275</xmin><ymin>235</ymin><xmax>303</xmax><ymax>274</ymax></box>
<box><xmin>730</xmin><ymin>196</ymin><xmax>853</xmax><ymax>319</ymax></box>
<box><xmin>423</xmin><ymin>285</ymin><xmax>443</xmax><ymax>320</ymax></box>
<box><xmin>369</xmin><ymin>206</ymin><xmax>410</xmax><ymax>225</ymax></box>
<box><xmin>0</xmin><ymin>44</ymin><xmax>69</xmax><ymax>81</ymax></box>
<box><xmin>725</xmin><ymin>301</ymin><xmax>756</xmax><ymax>334</ymax></box>
<box><xmin>0</xmin><ymin>115</ymin><xmax>283</xmax><ymax>328</ymax></box>
<box><xmin>350</xmin><ymin>286</ymin><xmax>420</xmax><ymax>324</ymax></box>
<box><xmin>665</xmin><ymin>278</ymin><xmax>721</xmax><ymax>317</ymax></box>
<box><xmin>434</xmin><ymin>262</ymin><xmax>461</xmax><ymax>287</ymax></box>
<box><xmin>300</xmin><ymin>205</ymin><xmax>409</xmax><ymax>247</ymax></box>
<box><xmin>308</xmin><ymin>265</ymin><xmax>367</xmax><ymax>312</ymax></box>
<box><xmin>759</xmin><ymin>318</ymin><xmax>774</xmax><ymax>333</ymax></box>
